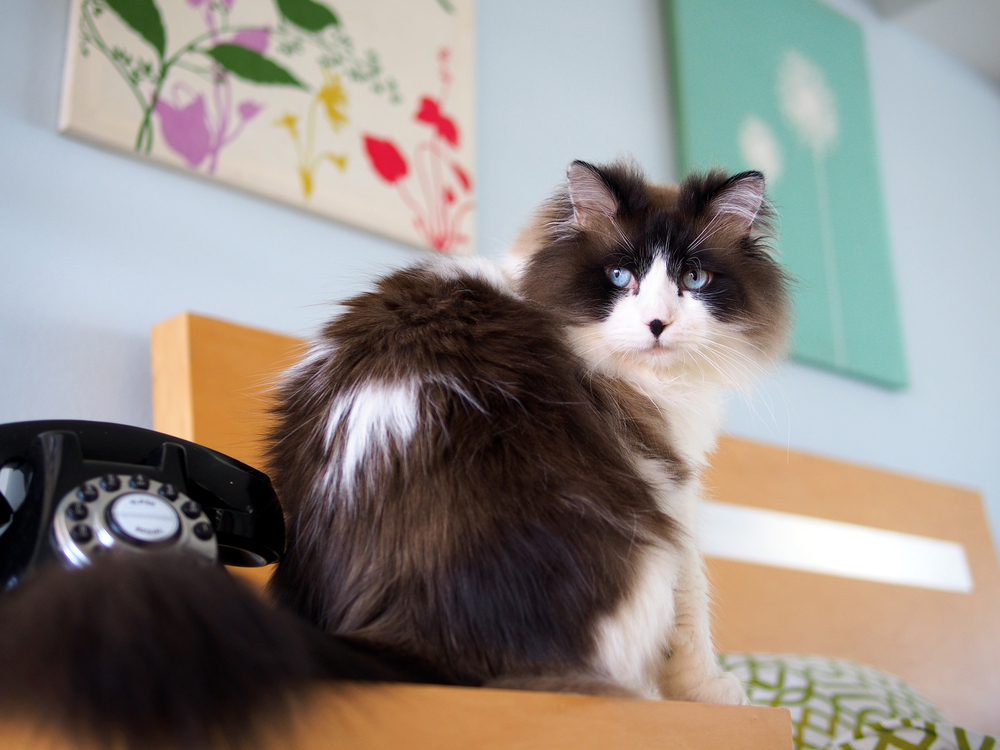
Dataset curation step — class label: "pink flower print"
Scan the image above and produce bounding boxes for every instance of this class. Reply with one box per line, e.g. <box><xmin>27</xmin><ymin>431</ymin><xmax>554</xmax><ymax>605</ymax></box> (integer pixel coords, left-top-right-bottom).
<box><xmin>415</xmin><ymin>97</ymin><xmax>458</xmax><ymax>147</ymax></box>
<box><xmin>361</xmin><ymin>47</ymin><xmax>472</xmax><ymax>253</ymax></box>
<box><xmin>154</xmin><ymin>82</ymin><xmax>263</xmax><ymax>174</ymax></box>
<box><xmin>363</xmin><ymin>132</ymin><xmax>472</xmax><ymax>253</ymax></box>
<box><xmin>364</xmin><ymin>136</ymin><xmax>408</xmax><ymax>183</ymax></box>
<box><xmin>452</xmin><ymin>162</ymin><xmax>472</xmax><ymax>192</ymax></box>
<box><xmin>238</xmin><ymin>101</ymin><xmax>263</xmax><ymax>121</ymax></box>
<box><xmin>154</xmin><ymin>92</ymin><xmax>211</xmax><ymax>168</ymax></box>
<box><xmin>437</xmin><ymin>47</ymin><xmax>452</xmax><ymax>86</ymax></box>
<box><xmin>231</xmin><ymin>28</ymin><xmax>269</xmax><ymax>54</ymax></box>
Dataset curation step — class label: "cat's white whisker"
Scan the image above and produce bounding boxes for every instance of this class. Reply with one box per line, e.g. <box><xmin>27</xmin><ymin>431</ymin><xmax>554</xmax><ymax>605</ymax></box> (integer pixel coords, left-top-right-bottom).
<box><xmin>609</xmin><ymin>216</ymin><xmax>635</xmax><ymax>253</ymax></box>
<box><xmin>687</xmin><ymin>218</ymin><xmax>728</xmax><ymax>254</ymax></box>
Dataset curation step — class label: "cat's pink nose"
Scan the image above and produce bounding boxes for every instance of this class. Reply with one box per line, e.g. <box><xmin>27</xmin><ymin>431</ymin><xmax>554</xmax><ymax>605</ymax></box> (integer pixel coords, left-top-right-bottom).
<box><xmin>649</xmin><ymin>319</ymin><xmax>665</xmax><ymax>337</ymax></box>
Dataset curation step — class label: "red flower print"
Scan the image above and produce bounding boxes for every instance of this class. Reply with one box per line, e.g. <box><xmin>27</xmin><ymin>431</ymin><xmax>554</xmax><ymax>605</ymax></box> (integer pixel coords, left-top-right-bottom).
<box><xmin>360</xmin><ymin>48</ymin><xmax>473</xmax><ymax>253</ymax></box>
<box><xmin>364</xmin><ymin>136</ymin><xmax>408</xmax><ymax>184</ymax></box>
<box><xmin>415</xmin><ymin>97</ymin><xmax>458</xmax><ymax>147</ymax></box>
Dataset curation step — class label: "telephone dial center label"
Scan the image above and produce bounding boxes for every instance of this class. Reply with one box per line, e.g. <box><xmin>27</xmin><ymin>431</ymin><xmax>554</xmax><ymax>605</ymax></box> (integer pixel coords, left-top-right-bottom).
<box><xmin>109</xmin><ymin>493</ymin><xmax>180</xmax><ymax>543</ymax></box>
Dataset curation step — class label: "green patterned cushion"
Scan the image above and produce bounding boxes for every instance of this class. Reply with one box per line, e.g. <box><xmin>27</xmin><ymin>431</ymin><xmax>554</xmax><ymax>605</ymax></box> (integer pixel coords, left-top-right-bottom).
<box><xmin>720</xmin><ymin>654</ymin><xmax>996</xmax><ymax>750</ymax></box>
<box><xmin>834</xmin><ymin>719</ymin><xmax>996</xmax><ymax>750</ymax></box>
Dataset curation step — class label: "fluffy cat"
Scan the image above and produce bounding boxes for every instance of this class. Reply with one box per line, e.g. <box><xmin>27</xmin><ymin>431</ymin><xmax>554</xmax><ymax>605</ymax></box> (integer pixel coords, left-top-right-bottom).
<box><xmin>266</xmin><ymin>159</ymin><xmax>790</xmax><ymax>702</ymax></box>
<box><xmin>0</xmin><ymin>160</ymin><xmax>790</xmax><ymax>749</ymax></box>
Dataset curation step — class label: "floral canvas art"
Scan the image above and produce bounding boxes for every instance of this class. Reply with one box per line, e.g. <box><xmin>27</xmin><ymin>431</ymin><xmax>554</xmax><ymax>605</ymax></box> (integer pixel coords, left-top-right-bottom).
<box><xmin>60</xmin><ymin>0</ymin><xmax>475</xmax><ymax>254</ymax></box>
<box><xmin>664</xmin><ymin>0</ymin><xmax>907</xmax><ymax>387</ymax></box>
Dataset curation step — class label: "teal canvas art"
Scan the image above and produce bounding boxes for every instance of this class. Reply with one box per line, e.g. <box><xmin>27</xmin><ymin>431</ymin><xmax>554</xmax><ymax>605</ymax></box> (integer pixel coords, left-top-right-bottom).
<box><xmin>664</xmin><ymin>0</ymin><xmax>907</xmax><ymax>388</ymax></box>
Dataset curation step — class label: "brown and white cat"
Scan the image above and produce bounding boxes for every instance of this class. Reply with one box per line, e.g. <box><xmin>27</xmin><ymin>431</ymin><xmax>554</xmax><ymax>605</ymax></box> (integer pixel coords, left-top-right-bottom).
<box><xmin>0</xmin><ymin>160</ymin><xmax>790</xmax><ymax>749</ymax></box>
<box><xmin>265</xmin><ymin>159</ymin><xmax>790</xmax><ymax>702</ymax></box>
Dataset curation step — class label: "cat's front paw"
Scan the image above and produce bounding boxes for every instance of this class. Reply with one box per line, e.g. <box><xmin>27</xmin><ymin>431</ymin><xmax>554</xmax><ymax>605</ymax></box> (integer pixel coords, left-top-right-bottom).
<box><xmin>686</xmin><ymin>671</ymin><xmax>747</xmax><ymax>706</ymax></box>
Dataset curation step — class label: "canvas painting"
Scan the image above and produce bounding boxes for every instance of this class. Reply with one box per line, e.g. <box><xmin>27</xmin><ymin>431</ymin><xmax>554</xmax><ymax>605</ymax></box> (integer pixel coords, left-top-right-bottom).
<box><xmin>60</xmin><ymin>0</ymin><xmax>475</xmax><ymax>254</ymax></box>
<box><xmin>664</xmin><ymin>0</ymin><xmax>907</xmax><ymax>388</ymax></box>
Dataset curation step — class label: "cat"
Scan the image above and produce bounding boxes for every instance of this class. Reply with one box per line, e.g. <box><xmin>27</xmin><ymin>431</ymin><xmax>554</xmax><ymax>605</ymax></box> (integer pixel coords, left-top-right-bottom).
<box><xmin>265</xmin><ymin>159</ymin><xmax>790</xmax><ymax>703</ymax></box>
<box><xmin>0</xmin><ymin>160</ymin><xmax>790</xmax><ymax>749</ymax></box>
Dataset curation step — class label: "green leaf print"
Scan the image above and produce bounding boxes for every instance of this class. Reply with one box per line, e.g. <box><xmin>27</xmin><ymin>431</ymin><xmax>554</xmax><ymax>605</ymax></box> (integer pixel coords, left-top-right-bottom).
<box><xmin>104</xmin><ymin>0</ymin><xmax>166</xmax><ymax>59</ymax></box>
<box><xmin>205</xmin><ymin>44</ymin><xmax>307</xmax><ymax>88</ymax></box>
<box><xmin>274</xmin><ymin>0</ymin><xmax>340</xmax><ymax>33</ymax></box>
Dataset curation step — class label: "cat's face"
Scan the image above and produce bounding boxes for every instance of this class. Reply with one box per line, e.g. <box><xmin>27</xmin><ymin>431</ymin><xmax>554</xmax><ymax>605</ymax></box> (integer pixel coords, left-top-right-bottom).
<box><xmin>597</xmin><ymin>255</ymin><xmax>720</xmax><ymax>367</ymax></box>
<box><xmin>512</xmin><ymin>161</ymin><xmax>790</xmax><ymax>384</ymax></box>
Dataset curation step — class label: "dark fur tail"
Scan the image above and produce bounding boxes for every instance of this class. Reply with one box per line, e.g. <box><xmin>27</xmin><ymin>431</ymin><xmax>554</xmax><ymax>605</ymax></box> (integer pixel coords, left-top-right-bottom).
<box><xmin>0</xmin><ymin>554</ymin><xmax>446</xmax><ymax>749</ymax></box>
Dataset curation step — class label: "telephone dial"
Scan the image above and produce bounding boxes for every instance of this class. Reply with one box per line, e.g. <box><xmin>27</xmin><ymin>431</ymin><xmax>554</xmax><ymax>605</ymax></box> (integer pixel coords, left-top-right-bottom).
<box><xmin>0</xmin><ymin>420</ymin><xmax>284</xmax><ymax>589</ymax></box>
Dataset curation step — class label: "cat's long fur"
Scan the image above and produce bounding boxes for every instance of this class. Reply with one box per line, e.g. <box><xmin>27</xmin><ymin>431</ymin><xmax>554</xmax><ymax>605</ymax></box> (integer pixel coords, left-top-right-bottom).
<box><xmin>0</xmin><ymin>160</ymin><xmax>789</xmax><ymax>748</ymax></box>
<box><xmin>0</xmin><ymin>553</ymin><xmax>446</xmax><ymax>749</ymax></box>
<box><xmin>266</xmin><ymin>160</ymin><xmax>790</xmax><ymax>701</ymax></box>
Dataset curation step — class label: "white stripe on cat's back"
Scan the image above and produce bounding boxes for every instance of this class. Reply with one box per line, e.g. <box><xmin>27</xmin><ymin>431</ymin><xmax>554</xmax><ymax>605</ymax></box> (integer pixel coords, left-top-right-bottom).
<box><xmin>323</xmin><ymin>379</ymin><xmax>421</xmax><ymax>496</ymax></box>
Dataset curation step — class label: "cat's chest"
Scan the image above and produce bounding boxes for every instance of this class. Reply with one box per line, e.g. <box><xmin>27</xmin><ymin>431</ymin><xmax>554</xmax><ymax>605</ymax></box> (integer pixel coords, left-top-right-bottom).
<box><xmin>664</xmin><ymin>390</ymin><xmax>724</xmax><ymax>465</ymax></box>
<box><xmin>632</xmin><ymin>374</ymin><xmax>725</xmax><ymax>469</ymax></box>
<box><xmin>609</xmin><ymin>374</ymin><xmax>723</xmax><ymax>535</ymax></box>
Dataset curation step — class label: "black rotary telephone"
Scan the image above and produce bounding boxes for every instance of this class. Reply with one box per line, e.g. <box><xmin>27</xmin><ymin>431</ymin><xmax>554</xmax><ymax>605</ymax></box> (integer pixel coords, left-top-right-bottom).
<box><xmin>0</xmin><ymin>420</ymin><xmax>284</xmax><ymax>590</ymax></box>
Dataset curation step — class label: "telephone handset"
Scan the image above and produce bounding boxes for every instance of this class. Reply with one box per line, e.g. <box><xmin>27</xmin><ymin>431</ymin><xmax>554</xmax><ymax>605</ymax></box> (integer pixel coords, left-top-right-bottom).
<box><xmin>0</xmin><ymin>420</ymin><xmax>284</xmax><ymax>590</ymax></box>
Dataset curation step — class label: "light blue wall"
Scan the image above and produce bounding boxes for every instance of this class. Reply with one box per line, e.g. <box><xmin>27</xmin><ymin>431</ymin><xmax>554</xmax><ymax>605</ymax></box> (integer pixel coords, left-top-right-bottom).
<box><xmin>2</xmin><ymin>0</ymin><xmax>999</xmax><ymax>551</ymax></box>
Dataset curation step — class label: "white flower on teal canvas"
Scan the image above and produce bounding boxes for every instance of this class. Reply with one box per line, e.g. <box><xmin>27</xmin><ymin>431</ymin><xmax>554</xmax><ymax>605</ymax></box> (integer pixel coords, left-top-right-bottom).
<box><xmin>778</xmin><ymin>49</ymin><xmax>838</xmax><ymax>154</ymax></box>
<box><xmin>778</xmin><ymin>49</ymin><xmax>846</xmax><ymax>368</ymax></box>
<box><xmin>738</xmin><ymin>50</ymin><xmax>845</xmax><ymax>363</ymax></box>
<box><xmin>738</xmin><ymin>114</ymin><xmax>783</xmax><ymax>185</ymax></box>
<box><xmin>667</xmin><ymin>0</ymin><xmax>908</xmax><ymax>388</ymax></box>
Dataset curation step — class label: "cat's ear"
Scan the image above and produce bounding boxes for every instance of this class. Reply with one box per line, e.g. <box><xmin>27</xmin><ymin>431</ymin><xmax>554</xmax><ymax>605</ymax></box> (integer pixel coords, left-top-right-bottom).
<box><xmin>567</xmin><ymin>161</ymin><xmax>619</xmax><ymax>225</ymax></box>
<box><xmin>709</xmin><ymin>171</ymin><xmax>767</xmax><ymax>234</ymax></box>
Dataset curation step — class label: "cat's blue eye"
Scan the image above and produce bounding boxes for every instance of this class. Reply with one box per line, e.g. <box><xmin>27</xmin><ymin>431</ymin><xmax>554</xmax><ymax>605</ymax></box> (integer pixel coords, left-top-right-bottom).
<box><xmin>607</xmin><ymin>267</ymin><xmax>634</xmax><ymax>289</ymax></box>
<box><xmin>682</xmin><ymin>268</ymin><xmax>711</xmax><ymax>291</ymax></box>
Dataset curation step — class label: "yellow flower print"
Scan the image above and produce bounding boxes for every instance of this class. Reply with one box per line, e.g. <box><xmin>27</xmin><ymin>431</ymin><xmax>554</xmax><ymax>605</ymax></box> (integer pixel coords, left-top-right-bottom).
<box><xmin>323</xmin><ymin>153</ymin><xmax>347</xmax><ymax>171</ymax></box>
<box><xmin>275</xmin><ymin>113</ymin><xmax>299</xmax><ymax>140</ymax></box>
<box><xmin>299</xmin><ymin>165</ymin><xmax>313</xmax><ymax>198</ymax></box>
<box><xmin>317</xmin><ymin>72</ymin><xmax>348</xmax><ymax>131</ymax></box>
<box><xmin>274</xmin><ymin>71</ymin><xmax>349</xmax><ymax>202</ymax></box>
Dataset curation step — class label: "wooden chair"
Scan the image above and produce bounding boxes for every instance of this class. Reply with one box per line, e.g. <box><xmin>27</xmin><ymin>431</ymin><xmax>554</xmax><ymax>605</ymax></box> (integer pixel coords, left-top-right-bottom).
<box><xmin>145</xmin><ymin>311</ymin><xmax>1000</xmax><ymax>744</ymax></box>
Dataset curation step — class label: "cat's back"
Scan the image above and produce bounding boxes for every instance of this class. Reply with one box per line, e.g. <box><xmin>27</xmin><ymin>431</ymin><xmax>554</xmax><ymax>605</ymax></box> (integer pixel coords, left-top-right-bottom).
<box><xmin>273</xmin><ymin>257</ymin><xmax>594</xmax><ymax>466</ymax></box>
<box><xmin>267</xmin><ymin>257</ymin><xmax>674</xmax><ymax>683</ymax></box>
<box><xmin>323</xmin><ymin>257</ymin><xmax>568</xmax><ymax>393</ymax></box>
<box><xmin>269</xmin><ymin>256</ymin><xmax>645</xmax><ymax>530</ymax></box>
